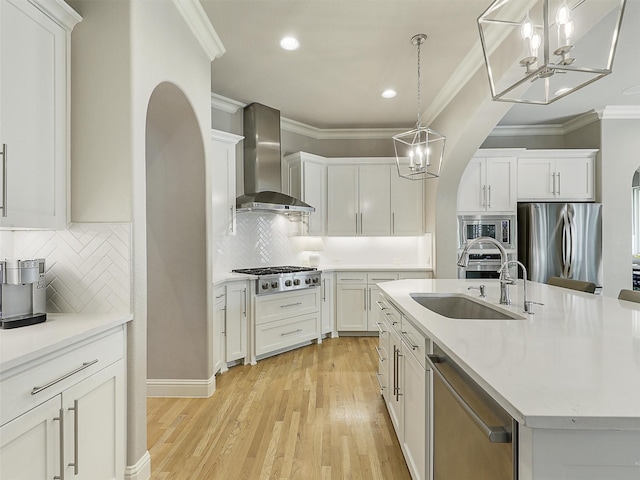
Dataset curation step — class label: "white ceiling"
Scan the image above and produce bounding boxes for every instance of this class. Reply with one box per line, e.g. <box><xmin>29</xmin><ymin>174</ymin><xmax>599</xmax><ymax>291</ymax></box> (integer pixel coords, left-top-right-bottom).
<box><xmin>201</xmin><ymin>0</ymin><xmax>640</xmax><ymax>130</ymax></box>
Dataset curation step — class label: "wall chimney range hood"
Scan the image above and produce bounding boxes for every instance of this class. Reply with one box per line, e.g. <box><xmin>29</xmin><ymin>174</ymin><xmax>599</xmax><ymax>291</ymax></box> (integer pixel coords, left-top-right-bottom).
<box><xmin>236</xmin><ymin>103</ymin><xmax>314</xmax><ymax>214</ymax></box>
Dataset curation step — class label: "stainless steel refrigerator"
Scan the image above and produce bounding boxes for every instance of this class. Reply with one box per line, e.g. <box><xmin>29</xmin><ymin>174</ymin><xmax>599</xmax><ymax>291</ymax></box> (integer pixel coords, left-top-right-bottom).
<box><xmin>517</xmin><ymin>203</ymin><xmax>602</xmax><ymax>287</ymax></box>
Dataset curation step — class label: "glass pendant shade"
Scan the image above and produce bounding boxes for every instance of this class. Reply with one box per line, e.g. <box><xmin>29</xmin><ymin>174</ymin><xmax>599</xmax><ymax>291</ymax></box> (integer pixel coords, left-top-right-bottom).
<box><xmin>477</xmin><ymin>0</ymin><xmax>626</xmax><ymax>104</ymax></box>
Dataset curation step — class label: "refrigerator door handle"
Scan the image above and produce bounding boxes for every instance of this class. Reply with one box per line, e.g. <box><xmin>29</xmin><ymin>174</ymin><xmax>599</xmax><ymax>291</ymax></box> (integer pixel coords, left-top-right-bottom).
<box><xmin>562</xmin><ymin>210</ymin><xmax>571</xmax><ymax>278</ymax></box>
<box><xmin>567</xmin><ymin>209</ymin><xmax>576</xmax><ymax>279</ymax></box>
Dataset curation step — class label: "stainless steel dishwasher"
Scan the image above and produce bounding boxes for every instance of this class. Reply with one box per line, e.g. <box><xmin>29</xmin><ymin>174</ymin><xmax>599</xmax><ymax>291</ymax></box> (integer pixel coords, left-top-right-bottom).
<box><xmin>426</xmin><ymin>343</ymin><xmax>518</xmax><ymax>480</ymax></box>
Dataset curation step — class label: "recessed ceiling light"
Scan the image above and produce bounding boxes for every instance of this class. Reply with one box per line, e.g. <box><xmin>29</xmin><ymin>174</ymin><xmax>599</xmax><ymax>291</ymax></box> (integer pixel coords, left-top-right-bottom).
<box><xmin>623</xmin><ymin>84</ymin><xmax>640</xmax><ymax>95</ymax></box>
<box><xmin>553</xmin><ymin>87</ymin><xmax>572</xmax><ymax>96</ymax></box>
<box><xmin>280</xmin><ymin>36</ymin><xmax>300</xmax><ymax>51</ymax></box>
<box><xmin>382</xmin><ymin>89</ymin><xmax>397</xmax><ymax>99</ymax></box>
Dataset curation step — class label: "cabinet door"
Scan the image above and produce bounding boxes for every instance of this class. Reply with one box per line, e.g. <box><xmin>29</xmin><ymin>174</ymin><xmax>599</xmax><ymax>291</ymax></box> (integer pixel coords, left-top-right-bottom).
<box><xmin>517</xmin><ymin>158</ymin><xmax>555</xmax><ymax>200</ymax></box>
<box><xmin>485</xmin><ymin>157</ymin><xmax>517</xmax><ymax>213</ymax></box>
<box><xmin>321</xmin><ymin>275</ymin><xmax>334</xmax><ymax>335</ymax></box>
<box><xmin>457</xmin><ymin>158</ymin><xmax>486</xmax><ymax>213</ymax></box>
<box><xmin>226</xmin><ymin>282</ymin><xmax>247</xmax><ymax>363</ymax></box>
<box><xmin>391</xmin><ymin>168</ymin><xmax>424</xmax><ymax>235</ymax></box>
<box><xmin>327</xmin><ymin>165</ymin><xmax>358</xmax><ymax>235</ymax></box>
<box><xmin>0</xmin><ymin>0</ymin><xmax>68</xmax><ymax>228</ymax></box>
<box><xmin>61</xmin><ymin>360</ymin><xmax>125</xmax><ymax>480</ymax></box>
<box><xmin>335</xmin><ymin>284</ymin><xmax>367</xmax><ymax>331</ymax></box>
<box><xmin>359</xmin><ymin>165</ymin><xmax>391</xmax><ymax>235</ymax></box>
<box><xmin>402</xmin><ymin>347</ymin><xmax>428</xmax><ymax>480</ymax></box>
<box><xmin>554</xmin><ymin>156</ymin><xmax>594</xmax><ymax>200</ymax></box>
<box><xmin>0</xmin><ymin>395</ymin><xmax>60</xmax><ymax>480</ymax></box>
<box><xmin>213</xmin><ymin>289</ymin><xmax>226</xmax><ymax>374</ymax></box>
<box><xmin>303</xmin><ymin>161</ymin><xmax>326</xmax><ymax>236</ymax></box>
<box><xmin>211</xmin><ymin>131</ymin><xmax>241</xmax><ymax>236</ymax></box>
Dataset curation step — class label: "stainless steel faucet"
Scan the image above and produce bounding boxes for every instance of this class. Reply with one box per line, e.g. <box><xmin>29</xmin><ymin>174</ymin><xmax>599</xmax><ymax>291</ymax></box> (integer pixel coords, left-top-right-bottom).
<box><xmin>500</xmin><ymin>260</ymin><xmax>543</xmax><ymax>314</ymax></box>
<box><xmin>457</xmin><ymin>236</ymin><xmax>512</xmax><ymax>305</ymax></box>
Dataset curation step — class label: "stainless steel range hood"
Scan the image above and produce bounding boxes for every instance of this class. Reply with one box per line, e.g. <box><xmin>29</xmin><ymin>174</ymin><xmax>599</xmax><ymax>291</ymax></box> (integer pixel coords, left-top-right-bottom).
<box><xmin>236</xmin><ymin>103</ymin><xmax>314</xmax><ymax>214</ymax></box>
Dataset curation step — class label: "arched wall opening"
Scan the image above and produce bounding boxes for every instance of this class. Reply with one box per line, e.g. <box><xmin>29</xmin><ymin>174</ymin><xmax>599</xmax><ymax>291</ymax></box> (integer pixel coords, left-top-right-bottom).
<box><xmin>145</xmin><ymin>82</ymin><xmax>209</xmax><ymax>380</ymax></box>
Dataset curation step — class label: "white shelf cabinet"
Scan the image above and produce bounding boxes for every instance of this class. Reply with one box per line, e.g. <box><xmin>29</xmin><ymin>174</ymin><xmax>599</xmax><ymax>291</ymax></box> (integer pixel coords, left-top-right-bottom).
<box><xmin>284</xmin><ymin>152</ymin><xmax>327</xmax><ymax>235</ymax></box>
<box><xmin>211</xmin><ymin>129</ymin><xmax>243</xmax><ymax>236</ymax></box>
<box><xmin>225</xmin><ymin>281</ymin><xmax>248</xmax><ymax>364</ymax></box>
<box><xmin>0</xmin><ymin>327</ymin><xmax>126</xmax><ymax>480</ymax></box>
<box><xmin>458</xmin><ymin>154</ymin><xmax>517</xmax><ymax>214</ymax></box>
<box><xmin>517</xmin><ymin>150</ymin><xmax>596</xmax><ymax>201</ymax></box>
<box><xmin>335</xmin><ymin>271</ymin><xmax>431</xmax><ymax>333</ymax></box>
<box><xmin>0</xmin><ymin>0</ymin><xmax>81</xmax><ymax>229</ymax></box>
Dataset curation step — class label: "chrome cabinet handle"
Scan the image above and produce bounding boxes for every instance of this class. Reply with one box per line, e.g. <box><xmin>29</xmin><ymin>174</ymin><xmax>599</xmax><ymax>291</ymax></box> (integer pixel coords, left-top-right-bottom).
<box><xmin>280</xmin><ymin>328</ymin><xmax>302</xmax><ymax>336</ymax></box>
<box><xmin>392</xmin><ymin>212</ymin><xmax>395</xmax><ymax>235</ymax></box>
<box><xmin>222</xmin><ymin>306</ymin><xmax>227</xmax><ymax>335</ymax></box>
<box><xmin>551</xmin><ymin>172</ymin><xmax>556</xmax><ymax>196</ymax></box>
<box><xmin>375</xmin><ymin>321</ymin><xmax>386</xmax><ymax>334</ymax></box>
<box><xmin>375</xmin><ymin>300</ymin><xmax>386</xmax><ymax>311</ymax></box>
<box><xmin>68</xmin><ymin>400</ymin><xmax>79</xmax><ymax>474</ymax></box>
<box><xmin>426</xmin><ymin>354</ymin><xmax>511</xmax><ymax>443</ymax></box>
<box><xmin>375</xmin><ymin>372</ymin><xmax>385</xmax><ymax>391</ymax></box>
<box><xmin>481</xmin><ymin>185</ymin><xmax>486</xmax><ymax>207</ymax></box>
<box><xmin>395</xmin><ymin>347</ymin><xmax>403</xmax><ymax>401</ymax></box>
<box><xmin>32</xmin><ymin>360</ymin><xmax>98</xmax><ymax>395</ymax></box>
<box><xmin>375</xmin><ymin>346</ymin><xmax>385</xmax><ymax>362</ymax></box>
<box><xmin>1</xmin><ymin>143</ymin><xmax>6</xmax><ymax>217</ymax></box>
<box><xmin>360</xmin><ymin>212</ymin><xmax>363</xmax><ymax>234</ymax></box>
<box><xmin>487</xmin><ymin>185</ymin><xmax>491</xmax><ymax>208</ymax></box>
<box><xmin>322</xmin><ymin>279</ymin><xmax>326</xmax><ymax>301</ymax></box>
<box><xmin>557</xmin><ymin>171</ymin><xmax>561</xmax><ymax>196</ymax></box>
<box><xmin>280</xmin><ymin>302</ymin><xmax>302</xmax><ymax>308</ymax></box>
<box><xmin>368</xmin><ymin>288</ymin><xmax>372</xmax><ymax>311</ymax></box>
<box><xmin>242</xmin><ymin>288</ymin><xmax>247</xmax><ymax>316</ymax></box>
<box><xmin>229</xmin><ymin>206</ymin><xmax>234</xmax><ymax>233</ymax></box>
<box><xmin>400</xmin><ymin>331</ymin><xmax>419</xmax><ymax>351</ymax></box>
<box><xmin>355</xmin><ymin>213</ymin><xmax>358</xmax><ymax>234</ymax></box>
<box><xmin>53</xmin><ymin>408</ymin><xmax>65</xmax><ymax>480</ymax></box>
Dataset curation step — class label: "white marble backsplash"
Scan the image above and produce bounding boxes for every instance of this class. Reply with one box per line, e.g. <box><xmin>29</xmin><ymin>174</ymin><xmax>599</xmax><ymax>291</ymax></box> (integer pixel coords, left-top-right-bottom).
<box><xmin>1</xmin><ymin>224</ymin><xmax>132</xmax><ymax>314</ymax></box>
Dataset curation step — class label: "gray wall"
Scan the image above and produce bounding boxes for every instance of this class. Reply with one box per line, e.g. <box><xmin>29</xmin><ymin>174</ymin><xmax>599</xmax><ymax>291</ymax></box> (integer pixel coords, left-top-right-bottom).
<box><xmin>481</xmin><ymin>134</ymin><xmax>565</xmax><ymax>149</ymax></box>
<box><xmin>146</xmin><ymin>82</ymin><xmax>208</xmax><ymax>380</ymax></box>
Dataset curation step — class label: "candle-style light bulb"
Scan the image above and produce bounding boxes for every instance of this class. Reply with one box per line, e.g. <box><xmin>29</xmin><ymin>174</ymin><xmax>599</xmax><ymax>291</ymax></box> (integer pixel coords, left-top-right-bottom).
<box><xmin>530</xmin><ymin>32</ymin><xmax>541</xmax><ymax>58</ymax></box>
<box><xmin>521</xmin><ymin>13</ymin><xmax>534</xmax><ymax>39</ymax></box>
<box><xmin>408</xmin><ymin>149</ymin><xmax>414</xmax><ymax>168</ymax></box>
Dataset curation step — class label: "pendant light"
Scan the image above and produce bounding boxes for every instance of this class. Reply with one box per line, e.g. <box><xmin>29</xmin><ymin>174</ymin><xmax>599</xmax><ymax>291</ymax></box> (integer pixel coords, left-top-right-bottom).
<box><xmin>393</xmin><ymin>34</ymin><xmax>445</xmax><ymax>181</ymax></box>
<box><xmin>477</xmin><ymin>0</ymin><xmax>627</xmax><ymax>104</ymax></box>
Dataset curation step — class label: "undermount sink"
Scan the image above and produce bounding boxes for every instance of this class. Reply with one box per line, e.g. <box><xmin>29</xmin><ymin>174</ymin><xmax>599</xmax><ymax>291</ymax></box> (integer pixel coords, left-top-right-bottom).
<box><xmin>410</xmin><ymin>293</ymin><xmax>524</xmax><ymax>320</ymax></box>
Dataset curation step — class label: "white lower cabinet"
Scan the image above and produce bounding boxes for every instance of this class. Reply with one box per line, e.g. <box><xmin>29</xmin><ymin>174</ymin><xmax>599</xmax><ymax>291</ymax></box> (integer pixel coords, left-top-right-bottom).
<box><xmin>380</xmin><ymin>296</ymin><xmax>430</xmax><ymax>480</ymax></box>
<box><xmin>225</xmin><ymin>281</ymin><xmax>248</xmax><ymax>364</ymax></box>
<box><xmin>0</xmin><ymin>327</ymin><xmax>126</xmax><ymax>480</ymax></box>
<box><xmin>213</xmin><ymin>287</ymin><xmax>227</xmax><ymax>374</ymax></box>
<box><xmin>321</xmin><ymin>274</ymin><xmax>334</xmax><ymax>335</ymax></box>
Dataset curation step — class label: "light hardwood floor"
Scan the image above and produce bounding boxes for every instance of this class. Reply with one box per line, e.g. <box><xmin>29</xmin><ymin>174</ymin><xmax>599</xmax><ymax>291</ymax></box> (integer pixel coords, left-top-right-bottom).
<box><xmin>147</xmin><ymin>336</ymin><xmax>411</xmax><ymax>479</ymax></box>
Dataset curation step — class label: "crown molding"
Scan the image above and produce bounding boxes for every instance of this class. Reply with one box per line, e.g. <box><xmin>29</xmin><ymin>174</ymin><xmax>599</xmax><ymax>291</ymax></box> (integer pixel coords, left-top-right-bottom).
<box><xmin>32</xmin><ymin>0</ymin><xmax>82</xmax><ymax>31</ymax></box>
<box><xmin>210</xmin><ymin>93</ymin><xmax>245</xmax><ymax>114</ymax></box>
<box><xmin>172</xmin><ymin>0</ymin><xmax>225</xmax><ymax>61</ymax></box>
<box><xmin>281</xmin><ymin>117</ymin><xmax>404</xmax><ymax>140</ymax></box>
<box><xmin>598</xmin><ymin>105</ymin><xmax>640</xmax><ymax>120</ymax></box>
<box><xmin>490</xmin><ymin>124</ymin><xmax>564</xmax><ymax>137</ymax></box>
<box><xmin>210</xmin><ymin>128</ymin><xmax>243</xmax><ymax>145</ymax></box>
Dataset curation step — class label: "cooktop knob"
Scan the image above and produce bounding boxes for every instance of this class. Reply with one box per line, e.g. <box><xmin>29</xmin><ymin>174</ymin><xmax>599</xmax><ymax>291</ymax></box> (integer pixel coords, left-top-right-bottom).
<box><xmin>271</xmin><ymin>281</ymin><xmax>279</xmax><ymax>288</ymax></box>
<box><xmin>293</xmin><ymin>279</ymin><xmax>300</xmax><ymax>286</ymax></box>
<box><xmin>312</xmin><ymin>277</ymin><xmax>319</xmax><ymax>284</ymax></box>
<box><xmin>305</xmin><ymin>278</ymin><xmax>312</xmax><ymax>285</ymax></box>
<box><xmin>285</xmin><ymin>279</ymin><xmax>292</xmax><ymax>287</ymax></box>
<box><xmin>261</xmin><ymin>282</ymin><xmax>269</xmax><ymax>290</ymax></box>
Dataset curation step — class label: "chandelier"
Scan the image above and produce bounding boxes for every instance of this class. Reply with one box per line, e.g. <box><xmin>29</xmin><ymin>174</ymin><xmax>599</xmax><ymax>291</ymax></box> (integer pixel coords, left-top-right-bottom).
<box><xmin>477</xmin><ymin>0</ymin><xmax>627</xmax><ymax>104</ymax></box>
<box><xmin>393</xmin><ymin>34</ymin><xmax>445</xmax><ymax>181</ymax></box>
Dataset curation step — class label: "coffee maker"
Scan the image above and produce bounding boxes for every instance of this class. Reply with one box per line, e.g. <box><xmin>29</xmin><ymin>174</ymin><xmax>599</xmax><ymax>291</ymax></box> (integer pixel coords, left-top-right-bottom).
<box><xmin>0</xmin><ymin>259</ymin><xmax>47</xmax><ymax>329</ymax></box>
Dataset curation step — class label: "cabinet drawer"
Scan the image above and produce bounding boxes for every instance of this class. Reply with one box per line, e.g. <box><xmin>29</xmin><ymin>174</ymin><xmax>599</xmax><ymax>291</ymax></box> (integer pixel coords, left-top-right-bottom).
<box><xmin>255</xmin><ymin>313</ymin><xmax>318</xmax><ymax>356</ymax></box>
<box><xmin>367</xmin><ymin>272</ymin><xmax>398</xmax><ymax>284</ymax></box>
<box><xmin>336</xmin><ymin>272</ymin><xmax>367</xmax><ymax>283</ymax></box>
<box><xmin>255</xmin><ymin>289</ymin><xmax>320</xmax><ymax>325</ymax></box>
<box><xmin>400</xmin><ymin>317</ymin><xmax>429</xmax><ymax>369</ymax></box>
<box><xmin>0</xmin><ymin>327</ymin><xmax>124</xmax><ymax>426</ymax></box>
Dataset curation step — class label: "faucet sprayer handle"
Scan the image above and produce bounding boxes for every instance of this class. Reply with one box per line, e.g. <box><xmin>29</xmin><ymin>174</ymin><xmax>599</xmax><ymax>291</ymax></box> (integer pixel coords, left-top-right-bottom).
<box><xmin>524</xmin><ymin>300</ymin><xmax>544</xmax><ymax>314</ymax></box>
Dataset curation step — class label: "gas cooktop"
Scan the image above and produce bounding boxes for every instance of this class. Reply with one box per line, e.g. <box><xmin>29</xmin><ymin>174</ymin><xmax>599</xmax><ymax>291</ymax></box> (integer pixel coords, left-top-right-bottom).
<box><xmin>232</xmin><ymin>266</ymin><xmax>317</xmax><ymax>276</ymax></box>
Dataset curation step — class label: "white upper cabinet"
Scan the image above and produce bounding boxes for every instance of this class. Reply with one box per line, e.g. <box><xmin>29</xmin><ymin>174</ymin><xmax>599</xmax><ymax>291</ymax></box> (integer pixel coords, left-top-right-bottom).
<box><xmin>284</xmin><ymin>152</ymin><xmax>327</xmax><ymax>235</ymax></box>
<box><xmin>0</xmin><ymin>0</ymin><xmax>81</xmax><ymax>229</ymax></box>
<box><xmin>211</xmin><ymin>129</ymin><xmax>242</xmax><ymax>236</ymax></box>
<box><xmin>517</xmin><ymin>150</ymin><xmax>596</xmax><ymax>201</ymax></box>
<box><xmin>358</xmin><ymin>164</ymin><xmax>391</xmax><ymax>236</ymax></box>
<box><xmin>390</xmin><ymin>169</ymin><xmax>424</xmax><ymax>236</ymax></box>
<box><xmin>458</xmin><ymin>153</ymin><xmax>517</xmax><ymax>214</ymax></box>
<box><xmin>327</xmin><ymin>164</ymin><xmax>359</xmax><ymax>235</ymax></box>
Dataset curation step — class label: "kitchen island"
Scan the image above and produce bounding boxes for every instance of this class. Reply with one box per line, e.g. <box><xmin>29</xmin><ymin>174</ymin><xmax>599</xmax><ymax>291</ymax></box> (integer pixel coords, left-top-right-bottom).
<box><xmin>379</xmin><ymin>278</ymin><xmax>640</xmax><ymax>480</ymax></box>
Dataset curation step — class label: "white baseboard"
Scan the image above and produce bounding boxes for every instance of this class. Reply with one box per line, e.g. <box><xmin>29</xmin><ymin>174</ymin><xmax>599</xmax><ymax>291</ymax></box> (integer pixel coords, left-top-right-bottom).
<box><xmin>125</xmin><ymin>451</ymin><xmax>151</xmax><ymax>480</ymax></box>
<box><xmin>146</xmin><ymin>375</ymin><xmax>216</xmax><ymax>398</ymax></box>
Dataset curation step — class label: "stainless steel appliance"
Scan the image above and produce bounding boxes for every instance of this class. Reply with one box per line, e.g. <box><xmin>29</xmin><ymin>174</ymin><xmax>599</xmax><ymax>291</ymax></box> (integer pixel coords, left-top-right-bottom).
<box><xmin>232</xmin><ymin>266</ymin><xmax>321</xmax><ymax>295</ymax></box>
<box><xmin>459</xmin><ymin>215</ymin><xmax>515</xmax><ymax>250</ymax></box>
<box><xmin>427</xmin><ymin>343</ymin><xmax>517</xmax><ymax>480</ymax></box>
<box><xmin>518</xmin><ymin>203</ymin><xmax>602</xmax><ymax>287</ymax></box>
<box><xmin>0</xmin><ymin>259</ymin><xmax>47</xmax><ymax>329</ymax></box>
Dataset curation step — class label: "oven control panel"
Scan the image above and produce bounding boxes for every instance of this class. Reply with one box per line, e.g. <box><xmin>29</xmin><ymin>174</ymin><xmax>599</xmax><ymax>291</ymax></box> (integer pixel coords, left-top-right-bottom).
<box><xmin>257</xmin><ymin>272</ymin><xmax>321</xmax><ymax>295</ymax></box>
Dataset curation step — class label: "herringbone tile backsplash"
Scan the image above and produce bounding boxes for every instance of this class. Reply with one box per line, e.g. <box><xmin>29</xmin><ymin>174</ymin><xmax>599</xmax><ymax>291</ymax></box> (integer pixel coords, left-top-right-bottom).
<box><xmin>1</xmin><ymin>224</ymin><xmax>132</xmax><ymax>314</ymax></box>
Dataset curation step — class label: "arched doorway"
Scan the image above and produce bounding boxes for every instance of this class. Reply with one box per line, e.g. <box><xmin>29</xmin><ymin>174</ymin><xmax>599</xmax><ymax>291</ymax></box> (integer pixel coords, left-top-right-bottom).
<box><xmin>145</xmin><ymin>82</ymin><xmax>209</xmax><ymax>382</ymax></box>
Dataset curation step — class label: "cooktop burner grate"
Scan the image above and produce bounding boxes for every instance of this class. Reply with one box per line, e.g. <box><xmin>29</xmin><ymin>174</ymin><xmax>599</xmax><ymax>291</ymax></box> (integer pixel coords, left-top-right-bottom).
<box><xmin>232</xmin><ymin>266</ymin><xmax>317</xmax><ymax>276</ymax></box>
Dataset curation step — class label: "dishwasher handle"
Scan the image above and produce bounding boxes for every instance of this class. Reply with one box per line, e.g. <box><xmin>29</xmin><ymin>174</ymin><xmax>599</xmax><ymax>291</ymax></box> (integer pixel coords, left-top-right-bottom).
<box><xmin>427</xmin><ymin>354</ymin><xmax>511</xmax><ymax>444</ymax></box>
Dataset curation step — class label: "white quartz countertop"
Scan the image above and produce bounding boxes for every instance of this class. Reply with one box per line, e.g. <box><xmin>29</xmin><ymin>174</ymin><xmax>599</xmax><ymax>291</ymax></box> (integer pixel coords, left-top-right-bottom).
<box><xmin>318</xmin><ymin>265</ymin><xmax>432</xmax><ymax>272</ymax></box>
<box><xmin>379</xmin><ymin>279</ymin><xmax>640</xmax><ymax>431</ymax></box>
<box><xmin>0</xmin><ymin>313</ymin><xmax>133</xmax><ymax>373</ymax></box>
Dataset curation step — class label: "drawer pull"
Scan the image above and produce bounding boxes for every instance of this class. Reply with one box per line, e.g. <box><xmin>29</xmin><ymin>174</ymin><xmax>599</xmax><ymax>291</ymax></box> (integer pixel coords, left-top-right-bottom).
<box><xmin>68</xmin><ymin>400</ymin><xmax>79</xmax><ymax>474</ymax></box>
<box><xmin>375</xmin><ymin>372</ymin><xmax>385</xmax><ymax>391</ymax></box>
<box><xmin>53</xmin><ymin>408</ymin><xmax>65</xmax><ymax>480</ymax></box>
<box><xmin>339</xmin><ymin>278</ymin><xmax>363</xmax><ymax>281</ymax></box>
<box><xmin>31</xmin><ymin>359</ymin><xmax>98</xmax><ymax>395</ymax></box>
<box><xmin>375</xmin><ymin>346</ymin><xmax>386</xmax><ymax>362</ymax></box>
<box><xmin>280</xmin><ymin>328</ymin><xmax>303</xmax><ymax>336</ymax></box>
<box><xmin>280</xmin><ymin>302</ymin><xmax>303</xmax><ymax>308</ymax></box>
<box><xmin>401</xmin><ymin>331</ymin><xmax>419</xmax><ymax>350</ymax></box>
<box><xmin>375</xmin><ymin>300</ymin><xmax>387</xmax><ymax>311</ymax></box>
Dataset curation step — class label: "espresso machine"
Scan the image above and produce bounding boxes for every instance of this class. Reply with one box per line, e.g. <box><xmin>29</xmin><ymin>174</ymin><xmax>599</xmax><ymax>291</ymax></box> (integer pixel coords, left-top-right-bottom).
<box><xmin>0</xmin><ymin>259</ymin><xmax>47</xmax><ymax>329</ymax></box>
